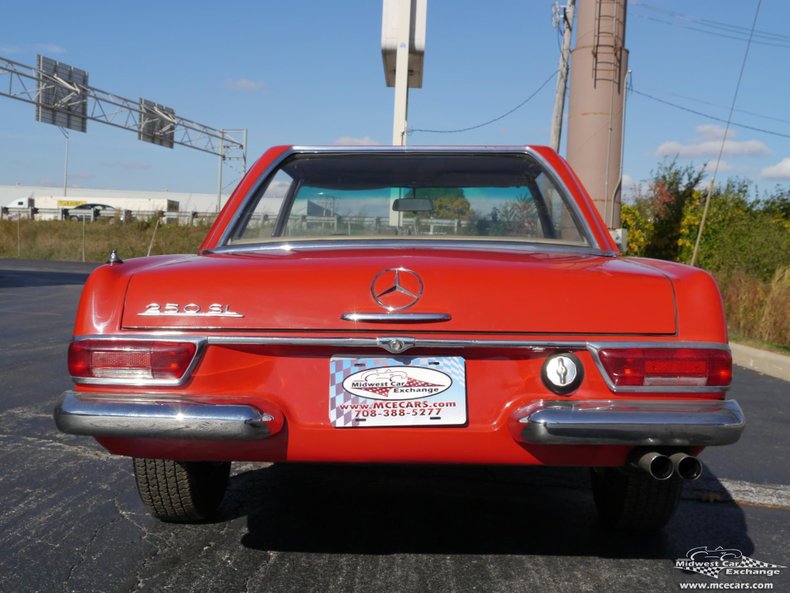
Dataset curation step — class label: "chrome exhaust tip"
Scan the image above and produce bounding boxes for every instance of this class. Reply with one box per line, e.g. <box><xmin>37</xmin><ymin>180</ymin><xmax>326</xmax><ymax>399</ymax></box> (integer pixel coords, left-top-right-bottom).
<box><xmin>670</xmin><ymin>452</ymin><xmax>703</xmax><ymax>480</ymax></box>
<box><xmin>631</xmin><ymin>450</ymin><xmax>674</xmax><ymax>481</ymax></box>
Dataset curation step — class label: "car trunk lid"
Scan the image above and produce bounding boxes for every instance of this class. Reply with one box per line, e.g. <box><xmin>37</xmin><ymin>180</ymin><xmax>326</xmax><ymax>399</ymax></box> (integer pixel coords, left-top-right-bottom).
<box><xmin>121</xmin><ymin>248</ymin><xmax>676</xmax><ymax>335</ymax></box>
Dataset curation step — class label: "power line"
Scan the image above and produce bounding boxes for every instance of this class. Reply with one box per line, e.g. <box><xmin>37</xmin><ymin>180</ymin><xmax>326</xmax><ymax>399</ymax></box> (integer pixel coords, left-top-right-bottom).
<box><xmin>633</xmin><ymin>3</ymin><xmax>790</xmax><ymax>48</ymax></box>
<box><xmin>691</xmin><ymin>0</ymin><xmax>763</xmax><ymax>267</ymax></box>
<box><xmin>408</xmin><ymin>70</ymin><xmax>557</xmax><ymax>135</ymax></box>
<box><xmin>634</xmin><ymin>85</ymin><xmax>790</xmax><ymax>127</ymax></box>
<box><xmin>636</xmin><ymin>2</ymin><xmax>788</xmax><ymax>41</ymax></box>
<box><xmin>631</xmin><ymin>88</ymin><xmax>790</xmax><ymax>140</ymax></box>
<box><xmin>636</xmin><ymin>14</ymin><xmax>790</xmax><ymax>49</ymax></box>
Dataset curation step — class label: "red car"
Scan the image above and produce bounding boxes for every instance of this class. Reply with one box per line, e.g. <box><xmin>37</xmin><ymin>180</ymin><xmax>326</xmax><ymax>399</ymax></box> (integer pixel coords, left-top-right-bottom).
<box><xmin>55</xmin><ymin>146</ymin><xmax>745</xmax><ymax>530</ymax></box>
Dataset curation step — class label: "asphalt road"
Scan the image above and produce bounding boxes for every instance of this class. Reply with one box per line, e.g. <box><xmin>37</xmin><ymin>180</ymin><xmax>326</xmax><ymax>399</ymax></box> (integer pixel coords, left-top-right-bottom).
<box><xmin>1</xmin><ymin>258</ymin><xmax>788</xmax><ymax>593</ymax></box>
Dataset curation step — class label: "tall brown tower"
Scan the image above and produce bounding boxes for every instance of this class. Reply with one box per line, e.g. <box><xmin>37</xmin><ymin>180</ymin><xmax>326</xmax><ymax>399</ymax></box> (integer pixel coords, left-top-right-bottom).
<box><xmin>566</xmin><ymin>0</ymin><xmax>628</xmax><ymax>228</ymax></box>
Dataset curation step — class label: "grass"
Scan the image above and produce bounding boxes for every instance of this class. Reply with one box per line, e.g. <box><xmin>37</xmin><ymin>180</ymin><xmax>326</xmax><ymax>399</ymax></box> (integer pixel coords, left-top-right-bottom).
<box><xmin>716</xmin><ymin>267</ymin><xmax>790</xmax><ymax>351</ymax></box>
<box><xmin>0</xmin><ymin>218</ymin><xmax>210</xmax><ymax>262</ymax></box>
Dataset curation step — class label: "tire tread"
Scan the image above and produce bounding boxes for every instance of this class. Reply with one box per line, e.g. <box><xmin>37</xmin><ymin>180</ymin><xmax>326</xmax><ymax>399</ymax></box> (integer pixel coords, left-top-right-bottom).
<box><xmin>592</xmin><ymin>468</ymin><xmax>683</xmax><ymax>531</ymax></box>
<box><xmin>132</xmin><ymin>458</ymin><xmax>230</xmax><ymax>523</ymax></box>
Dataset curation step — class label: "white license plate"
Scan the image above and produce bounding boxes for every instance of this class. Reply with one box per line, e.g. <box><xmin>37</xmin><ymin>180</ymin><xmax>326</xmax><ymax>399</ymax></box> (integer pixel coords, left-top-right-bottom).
<box><xmin>329</xmin><ymin>356</ymin><xmax>467</xmax><ymax>428</ymax></box>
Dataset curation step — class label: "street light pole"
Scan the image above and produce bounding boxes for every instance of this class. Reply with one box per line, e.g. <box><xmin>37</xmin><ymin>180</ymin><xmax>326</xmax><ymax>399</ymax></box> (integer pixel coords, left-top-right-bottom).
<box><xmin>216</xmin><ymin>130</ymin><xmax>225</xmax><ymax>212</ymax></box>
<box><xmin>391</xmin><ymin>0</ymin><xmax>412</xmax><ymax>146</ymax></box>
<box><xmin>59</xmin><ymin>127</ymin><xmax>69</xmax><ymax>197</ymax></box>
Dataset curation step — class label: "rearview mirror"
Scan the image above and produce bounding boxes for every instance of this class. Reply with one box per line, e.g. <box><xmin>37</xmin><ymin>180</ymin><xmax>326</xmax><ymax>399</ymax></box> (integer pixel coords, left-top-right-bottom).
<box><xmin>392</xmin><ymin>198</ymin><xmax>433</xmax><ymax>212</ymax></box>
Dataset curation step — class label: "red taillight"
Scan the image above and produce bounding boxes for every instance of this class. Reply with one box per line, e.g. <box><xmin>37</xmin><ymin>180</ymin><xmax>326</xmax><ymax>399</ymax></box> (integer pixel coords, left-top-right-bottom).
<box><xmin>597</xmin><ymin>348</ymin><xmax>732</xmax><ymax>388</ymax></box>
<box><xmin>69</xmin><ymin>340</ymin><xmax>198</xmax><ymax>382</ymax></box>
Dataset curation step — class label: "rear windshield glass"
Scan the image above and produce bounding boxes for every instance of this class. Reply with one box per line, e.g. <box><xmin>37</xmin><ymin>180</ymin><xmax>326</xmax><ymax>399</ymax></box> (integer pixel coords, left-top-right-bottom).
<box><xmin>227</xmin><ymin>153</ymin><xmax>591</xmax><ymax>247</ymax></box>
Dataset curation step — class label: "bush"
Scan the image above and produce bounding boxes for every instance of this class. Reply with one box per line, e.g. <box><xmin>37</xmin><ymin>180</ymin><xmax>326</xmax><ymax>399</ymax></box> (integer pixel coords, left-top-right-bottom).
<box><xmin>621</xmin><ymin>163</ymin><xmax>790</xmax><ymax>348</ymax></box>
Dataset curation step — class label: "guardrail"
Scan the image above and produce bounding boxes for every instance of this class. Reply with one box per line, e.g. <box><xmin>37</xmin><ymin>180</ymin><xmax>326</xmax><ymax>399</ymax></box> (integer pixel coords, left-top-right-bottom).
<box><xmin>0</xmin><ymin>209</ymin><xmax>469</xmax><ymax>232</ymax></box>
<box><xmin>0</xmin><ymin>207</ymin><xmax>219</xmax><ymax>225</ymax></box>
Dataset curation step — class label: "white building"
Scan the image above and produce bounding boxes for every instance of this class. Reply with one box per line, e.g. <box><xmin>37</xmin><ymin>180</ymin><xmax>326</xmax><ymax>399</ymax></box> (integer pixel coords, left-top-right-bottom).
<box><xmin>0</xmin><ymin>184</ymin><xmax>225</xmax><ymax>213</ymax></box>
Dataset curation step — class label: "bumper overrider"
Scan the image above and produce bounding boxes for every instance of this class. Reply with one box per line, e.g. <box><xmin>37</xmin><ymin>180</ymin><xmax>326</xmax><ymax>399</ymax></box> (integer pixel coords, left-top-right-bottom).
<box><xmin>55</xmin><ymin>391</ymin><xmax>745</xmax><ymax>447</ymax></box>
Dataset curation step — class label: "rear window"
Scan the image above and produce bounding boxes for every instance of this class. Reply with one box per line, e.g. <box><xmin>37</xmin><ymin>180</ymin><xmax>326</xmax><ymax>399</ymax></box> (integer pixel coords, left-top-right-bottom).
<box><xmin>227</xmin><ymin>153</ymin><xmax>591</xmax><ymax>247</ymax></box>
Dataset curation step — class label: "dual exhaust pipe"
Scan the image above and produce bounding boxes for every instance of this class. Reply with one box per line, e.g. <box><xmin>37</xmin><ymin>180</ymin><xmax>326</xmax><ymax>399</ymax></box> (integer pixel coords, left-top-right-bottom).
<box><xmin>631</xmin><ymin>450</ymin><xmax>703</xmax><ymax>481</ymax></box>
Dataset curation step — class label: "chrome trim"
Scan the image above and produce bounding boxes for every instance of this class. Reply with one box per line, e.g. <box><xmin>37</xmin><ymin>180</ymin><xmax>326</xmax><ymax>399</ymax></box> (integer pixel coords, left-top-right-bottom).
<box><xmin>515</xmin><ymin>399</ymin><xmax>745</xmax><ymax>446</ymax></box>
<box><xmin>209</xmin><ymin>239</ymin><xmax>615</xmax><ymax>258</ymax></box>
<box><xmin>71</xmin><ymin>334</ymin><xmax>732</xmax><ymax>393</ymax></box>
<box><xmin>54</xmin><ymin>391</ymin><xmax>275</xmax><ymax>440</ymax></box>
<box><xmin>138</xmin><ymin>303</ymin><xmax>244</xmax><ymax>318</ymax></box>
<box><xmin>377</xmin><ymin>337</ymin><xmax>416</xmax><ymax>354</ymax></box>
<box><xmin>70</xmin><ymin>335</ymin><xmax>206</xmax><ymax>387</ymax></box>
<box><xmin>215</xmin><ymin>146</ymin><xmax>603</xmax><ymax>252</ymax></box>
<box><xmin>586</xmin><ymin>342</ymin><xmax>732</xmax><ymax>393</ymax></box>
<box><xmin>341</xmin><ymin>313</ymin><xmax>451</xmax><ymax>323</ymax></box>
<box><xmin>217</xmin><ymin>148</ymin><xmax>293</xmax><ymax>247</ymax></box>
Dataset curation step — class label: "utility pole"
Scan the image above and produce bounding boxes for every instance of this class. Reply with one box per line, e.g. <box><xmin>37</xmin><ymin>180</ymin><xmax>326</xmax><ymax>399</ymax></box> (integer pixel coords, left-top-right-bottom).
<box><xmin>550</xmin><ymin>0</ymin><xmax>576</xmax><ymax>153</ymax></box>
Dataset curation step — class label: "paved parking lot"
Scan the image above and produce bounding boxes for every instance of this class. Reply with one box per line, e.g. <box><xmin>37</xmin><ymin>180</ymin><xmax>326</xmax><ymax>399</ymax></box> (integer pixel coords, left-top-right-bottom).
<box><xmin>0</xmin><ymin>259</ymin><xmax>787</xmax><ymax>593</ymax></box>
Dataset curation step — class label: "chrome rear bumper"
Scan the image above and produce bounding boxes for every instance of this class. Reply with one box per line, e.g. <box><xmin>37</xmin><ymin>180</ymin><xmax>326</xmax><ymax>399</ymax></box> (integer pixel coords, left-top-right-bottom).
<box><xmin>55</xmin><ymin>391</ymin><xmax>745</xmax><ymax>448</ymax></box>
<box><xmin>54</xmin><ymin>391</ymin><xmax>278</xmax><ymax>440</ymax></box>
<box><xmin>513</xmin><ymin>399</ymin><xmax>745</xmax><ymax>446</ymax></box>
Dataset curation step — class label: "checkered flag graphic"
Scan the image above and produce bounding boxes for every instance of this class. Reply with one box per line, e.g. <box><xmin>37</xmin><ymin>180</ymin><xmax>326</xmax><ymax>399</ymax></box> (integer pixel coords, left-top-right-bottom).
<box><xmin>737</xmin><ymin>556</ymin><xmax>786</xmax><ymax>570</ymax></box>
<box><xmin>685</xmin><ymin>563</ymin><xmax>725</xmax><ymax>579</ymax></box>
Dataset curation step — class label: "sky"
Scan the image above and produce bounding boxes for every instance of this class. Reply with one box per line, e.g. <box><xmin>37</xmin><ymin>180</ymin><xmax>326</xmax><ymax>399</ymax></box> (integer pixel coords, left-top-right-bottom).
<box><xmin>2</xmin><ymin>0</ymin><xmax>790</xmax><ymax>201</ymax></box>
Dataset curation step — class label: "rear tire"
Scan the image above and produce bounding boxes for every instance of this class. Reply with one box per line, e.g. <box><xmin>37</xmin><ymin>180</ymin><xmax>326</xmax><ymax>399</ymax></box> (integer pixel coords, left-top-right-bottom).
<box><xmin>591</xmin><ymin>468</ymin><xmax>683</xmax><ymax>531</ymax></box>
<box><xmin>132</xmin><ymin>458</ymin><xmax>230</xmax><ymax>523</ymax></box>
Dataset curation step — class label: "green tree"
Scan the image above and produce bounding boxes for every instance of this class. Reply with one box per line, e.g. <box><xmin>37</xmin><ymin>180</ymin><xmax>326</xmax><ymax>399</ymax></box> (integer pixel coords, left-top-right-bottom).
<box><xmin>643</xmin><ymin>160</ymin><xmax>704</xmax><ymax>261</ymax></box>
<box><xmin>408</xmin><ymin>187</ymin><xmax>471</xmax><ymax>220</ymax></box>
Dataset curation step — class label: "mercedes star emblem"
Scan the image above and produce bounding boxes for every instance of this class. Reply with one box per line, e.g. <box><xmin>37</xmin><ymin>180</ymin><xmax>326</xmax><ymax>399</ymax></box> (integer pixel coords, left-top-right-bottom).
<box><xmin>371</xmin><ymin>268</ymin><xmax>424</xmax><ymax>311</ymax></box>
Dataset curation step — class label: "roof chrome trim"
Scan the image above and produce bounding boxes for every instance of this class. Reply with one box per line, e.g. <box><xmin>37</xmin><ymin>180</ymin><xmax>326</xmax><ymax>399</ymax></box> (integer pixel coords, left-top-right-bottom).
<box><xmin>72</xmin><ymin>334</ymin><xmax>732</xmax><ymax>393</ymax></box>
<box><xmin>208</xmin><ymin>239</ymin><xmax>615</xmax><ymax>258</ymax></box>
<box><xmin>214</xmin><ymin>146</ymin><xmax>604</xmax><ymax>253</ymax></box>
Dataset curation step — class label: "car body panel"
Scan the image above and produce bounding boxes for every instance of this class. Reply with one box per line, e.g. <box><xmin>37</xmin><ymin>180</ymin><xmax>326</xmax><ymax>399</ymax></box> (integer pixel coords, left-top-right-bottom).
<box><xmin>59</xmin><ymin>145</ymin><xmax>740</xmax><ymax>470</ymax></box>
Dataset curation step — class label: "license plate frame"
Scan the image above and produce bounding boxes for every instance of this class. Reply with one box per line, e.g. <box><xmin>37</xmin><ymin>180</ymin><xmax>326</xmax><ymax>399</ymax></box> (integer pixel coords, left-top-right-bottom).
<box><xmin>329</xmin><ymin>355</ymin><xmax>467</xmax><ymax>428</ymax></box>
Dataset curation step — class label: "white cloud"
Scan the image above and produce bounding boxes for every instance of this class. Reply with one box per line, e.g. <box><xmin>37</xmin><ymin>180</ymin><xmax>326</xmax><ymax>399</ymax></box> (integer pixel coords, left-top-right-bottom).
<box><xmin>223</xmin><ymin>78</ymin><xmax>264</xmax><ymax>91</ymax></box>
<box><xmin>695</xmin><ymin>124</ymin><xmax>733</xmax><ymax>140</ymax></box>
<box><xmin>100</xmin><ymin>162</ymin><xmax>151</xmax><ymax>171</ymax></box>
<box><xmin>656</xmin><ymin>139</ymin><xmax>769</xmax><ymax>159</ymax></box>
<box><xmin>761</xmin><ymin>158</ymin><xmax>790</xmax><ymax>180</ymax></box>
<box><xmin>333</xmin><ymin>136</ymin><xmax>379</xmax><ymax>145</ymax></box>
<box><xmin>621</xmin><ymin>173</ymin><xmax>638</xmax><ymax>194</ymax></box>
<box><xmin>0</xmin><ymin>43</ymin><xmax>65</xmax><ymax>55</ymax></box>
<box><xmin>702</xmin><ymin>160</ymin><xmax>735</xmax><ymax>174</ymax></box>
<box><xmin>34</xmin><ymin>43</ymin><xmax>66</xmax><ymax>55</ymax></box>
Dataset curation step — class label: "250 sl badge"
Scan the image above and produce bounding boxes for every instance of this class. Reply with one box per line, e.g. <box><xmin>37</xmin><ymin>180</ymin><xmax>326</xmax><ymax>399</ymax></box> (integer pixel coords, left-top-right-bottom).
<box><xmin>342</xmin><ymin>366</ymin><xmax>452</xmax><ymax>400</ymax></box>
<box><xmin>138</xmin><ymin>303</ymin><xmax>244</xmax><ymax>318</ymax></box>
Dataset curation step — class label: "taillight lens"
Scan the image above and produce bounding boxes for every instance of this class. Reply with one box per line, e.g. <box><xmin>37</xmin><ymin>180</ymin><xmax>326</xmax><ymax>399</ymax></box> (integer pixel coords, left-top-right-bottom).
<box><xmin>69</xmin><ymin>340</ymin><xmax>198</xmax><ymax>382</ymax></box>
<box><xmin>597</xmin><ymin>348</ymin><xmax>732</xmax><ymax>388</ymax></box>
